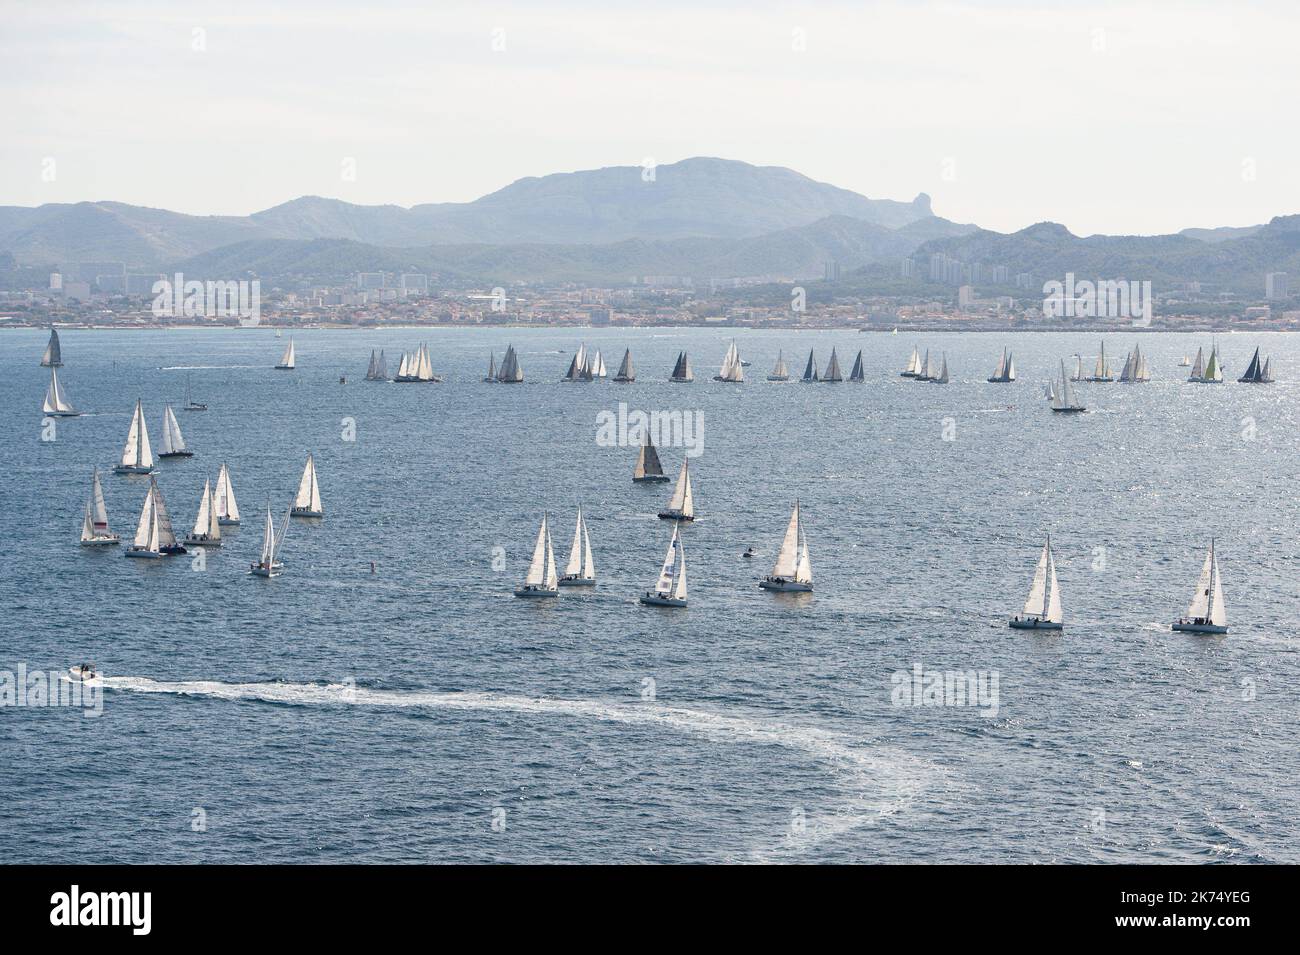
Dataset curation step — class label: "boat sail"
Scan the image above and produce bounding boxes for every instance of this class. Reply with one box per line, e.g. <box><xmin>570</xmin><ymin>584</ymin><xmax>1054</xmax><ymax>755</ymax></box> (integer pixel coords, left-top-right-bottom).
<box><xmin>40</xmin><ymin>328</ymin><xmax>62</xmax><ymax>367</ymax></box>
<box><xmin>613</xmin><ymin>348</ymin><xmax>635</xmax><ymax>382</ymax></box>
<box><xmin>515</xmin><ymin>513</ymin><xmax>559</xmax><ymax>597</ymax></box>
<box><xmin>848</xmin><ymin>350</ymin><xmax>865</xmax><ymax>382</ymax></box>
<box><xmin>558</xmin><ymin>506</ymin><xmax>596</xmax><ymax>587</ymax></box>
<box><xmin>914</xmin><ymin>348</ymin><xmax>935</xmax><ymax>382</ymax></box>
<box><xmin>395</xmin><ymin>343</ymin><xmax>437</xmax><ymax>382</ymax></box>
<box><xmin>365</xmin><ymin>349</ymin><xmax>389</xmax><ymax>381</ymax></box>
<box><xmin>484</xmin><ymin>352</ymin><xmax>497</xmax><ymax>382</ymax></box>
<box><xmin>767</xmin><ymin>350</ymin><xmax>790</xmax><ymax>381</ymax></box>
<box><xmin>1172</xmin><ymin>539</ymin><xmax>1228</xmax><ymax>634</ymax></box>
<box><xmin>275</xmin><ymin>338</ymin><xmax>296</xmax><ymax>370</ymax></box>
<box><xmin>801</xmin><ymin>350</ymin><xmax>819</xmax><ymax>383</ymax></box>
<box><xmin>1118</xmin><ymin>343</ymin><xmax>1151</xmax><ymax>383</ymax></box>
<box><xmin>250</xmin><ymin>503</ymin><xmax>290</xmax><ymax>578</ymax></box>
<box><xmin>1190</xmin><ymin>345</ymin><xmax>1223</xmax><ymax>383</ymax></box>
<box><xmin>564</xmin><ymin>344</ymin><xmax>589</xmax><ymax>381</ymax></box>
<box><xmin>126</xmin><ymin>477</ymin><xmax>185</xmax><ymax>557</ymax></box>
<box><xmin>1085</xmin><ymin>341</ymin><xmax>1114</xmax><ymax>382</ymax></box>
<box><xmin>1187</xmin><ymin>346</ymin><xmax>1205</xmax><ymax>381</ymax></box>
<box><xmin>1051</xmin><ymin>360</ymin><xmax>1085</xmax><ymax>412</ymax></box>
<box><xmin>1179</xmin><ymin>354</ymin><xmax>1192</xmax><ymax>367</ymax></box>
<box><xmin>658</xmin><ymin>458</ymin><xmax>695</xmax><ymax>521</ymax></box>
<box><xmin>592</xmin><ymin>350</ymin><xmax>607</xmax><ymax>378</ymax></box>
<box><xmin>80</xmin><ymin>468</ymin><xmax>120</xmax><ymax>546</ymax></box>
<box><xmin>669</xmin><ymin>351</ymin><xmax>694</xmax><ymax>382</ymax></box>
<box><xmin>182</xmin><ymin>478</ymin><xmax>223</xmax><ymax>547</ymax></box>
<box><xmin>291</xmin><ymin>453</ymin><xmax>323</xmax><ymax>517</ymax></box>
<box><xmin>932</xmin><ymin>353</ymin><xmax>950</xmax><ymax>384</ymax></box>
<box><xmin>1262</xmin><ymin>357</ymin><xmax>1274</xmax><ymax>382</ymax></box>
<box><xmin>900</xmin><ymin>346</ymin><xmax>921</xmax><ymax>378</ymax></box>
<box><xmin>497</xmin><ymin>345</ymin><xmax>523</xmax><ymax>383</ymax></box>
<box><xmin>42</xmin><ymin>367</ymin><xmax>79</xmax><ymax>416</ymax></box>
<box><xmin>633</xmin><ymin>433</ymin><xmax>670</xmax><ymax>482</ymax></box>
<box><xmin>987</xmin><ymin>347</ymin><xmax>1015</xmax><ymax>383</ymax></box>
<box><xmin>1009</xmin><ymin>536</ymin><xmax>1063</xmax><ymax>629</ymax></box>
<box><xmin>115</xmin><ymin>399</ymin><xmax>156</xmax><ymax>474</ymax></box>
<box><xmin>639</xmin><ymin>522</ymin><xmax>688</xmax><ymax>607</ymax></box>
<box><xmin>215</xmin><ymin>462</ymin><xmax>241</xmax><ymax>525</ymax></box>
<box><xmin>759</xmin><ymin>501</ymin><xmax>813</xmax><ymax>592</ymax></box>
<box><xmin>714</xmin><ymin>340</ymin><xmax>745</xmax><ymax>382</ymax></box>
<box><xmin>159</xmin><ymin>405</ymin><xmax>192</xmax><ymax>458</ymax></box>
<box><xmin>1237</xmin><ymin>346</ymin><xmax>1273</xmax><ymax>384</ymax></box>
<box><xmin>1043</xmin><ymin>379</ymin><xmax>1057</xmax><ymax>401</ymax></box>
<box><xmin>822</xmin><ymin>348</ymin><xmax>843</xmax><ymax>383</ymax></box>
<box><xmin>1070</xmin><ymin>355</ymin><xmax>1085</xmax><ymax>382</ymax></box>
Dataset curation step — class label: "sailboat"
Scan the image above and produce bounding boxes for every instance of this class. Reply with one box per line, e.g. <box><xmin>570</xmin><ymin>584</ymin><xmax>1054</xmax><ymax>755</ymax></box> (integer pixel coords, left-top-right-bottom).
<box><xmin>848</xmin><ymin>350</ymin><xmax>865</xmax><ymax>382</ymax></box>
<box><xmin>184</xmin><ymin>374</ymin><xmax>207</xmax><ymax>410</ymax></box>
<box><xmin>249</xmin><ymin>503</ymin><xmax>290</xmax><ymax>578</ymax></box>
<box><xmin>275</xmin><ymin>338</ymin><xmax>296</xmax><ymax>370</ymax></box>
<box><xmin>79</xmin><ymin>468</ymin><xmax>120</xmax><ymax>546</ymax></box>
<box><xmin>558</xmin><ymin>506</ymin><xmax>596</xmax><ymax>587</ymax></box>
<box><xmin>1189</xmin><ymin>345</ymin><xmax>1223</xmax><ymax>383</ymax></box>
<box><xmin>592</xmin><ymin>350</ymin><xmax>608</xmax><ymax>378</ymax></box>
<box><xmin>515</xmin><ymin>513</ymin><xmax>559</xmax><ymax>597</ymax></box>
<box><xmin>932</xmin><ymin>353</ymin><xmax>950</xmax><ymax>384</ymax></box>
<box><xmin>669</xmin><ymin>351</ymin><xmax>694</xmax><ymax>382</ymax></box>
<box><xmin>1043</xmin><ymin>379</ymin><xmax>1057</xmax><ymax>401</ymax></box>
<box><xmin>182</xmin><ymin>478</ymin><xmax>223</xmax><ymax>547</ymax></box>
<box><xmin>658</xmin><ymin>458</ymin><xmax>695</xmax><ymax>521</ymax></box>
<box><xmin>767</xmin><ymin>351</ymin><xmax>790</xmax><ymax>381</ymax></box>
<box><xmin>563</xmin><ymin>344</ymin><xmax>589</xmax><ymax>382</ymax></box>
<box><xmin>1050</xmin><ymin>360</ymin><xmax>1085</xmax><ymax>413</ymax></box>
<box><xmin>40</xmin><ymin>328</ymin><xmax>62</xmax><ymax>367</ymax></box>
<box><xmin>483</xmin><ymin>352</ymin><xmax>497</xmax><ymax>382</ymax></box>
<box><xmin>613</xmin><ymin>348</ymin><xmax>635</xmax><ymax>382</ymax></box>
<box><xmin>1118</xmin><ymin>344</ymin><xmax>1151</xmax><ymax>383</ymax></box>
<box><xmin>497</xmin><ymin>345</ymin><xmax>523</xmax><ymax>383</ymax></box>
<box><xmin>987</xmin><ymin>347</ymin><xmax>1015</xmax><ymax>383</ymax></box>
<box><xmin>1070</xmin><ymin>355</ymin><xmax>1086</xmax><ymax>382</ymax></box>
<box><xmin>1084</xmin><ymin>341</ymin><xmax>1114</xmax><ymax>382</ymax></box>
<box><xmin>1172</xmin><ymin>539</ymin><xmax>1228</xmax><ymax>634</ymax></box>
<box><xmin>801</xmin><ymin>350</ymin><xmax>819</xmax><ymax>383</ymax></box>
<box><xmin>822</xmin><ymin>348</ymin><xmax>843</xmax><ymax>383</ymax></box>
<box><xmin>1179</xmin><ymin>354</ymin><xmax>1192</xmax><ymax>367</ymax></box>
<box><xmin>126</xmin><ymin>476</ymin><xmax>186</xmax><ymax>557</ymax></box>
<box><xmin>633</xmin><ymin>433</ymin><xmax>670</xmax><ymax>482</ymax></box>
<box><xmin>214</xmin><ymin>463</ymin><xmax>241</xmax><ymax>525</ymax></box>
<box><xmin>42</xmin><ymin>367</ymin><xmax>79</xmax><ymax>416</ymax></box>
<box><xmin>639</xmin><ymin>523</ymin><xmax>688</xmax><ymax>607</ymax></box>
<box><xmin>365</xmin><ymin>349</ymin><xmax>389</xmax><ymax>382</ymax></box>
<box><xmin>158</xmin><ymin>405</ymin><xmax>192</xmax><ymax>458</ymax></box>
<box><xmin>395</xmin><ymin>343</ymin><xmax>438</xmax><ymax>382</ymax></box>
<box><xmin>1237</xmin><ymin>346</ymin><xmax>1273</xmax><ymax>384</ymax></box>
<box><xmin>900</xmin><ymin>346</ymin><xmax>921</xmax><ymax>378</ymax></box>
<box><xmin>114</xmin><ymin>399</ymin><xmax>156</xmax><ymax>474</ymax></box>
<box><xmin>291</xmin><ymin>453</ymin><xmax>323</xmax><ymax>518</ymax></box>
<box><xmin>914</xmin><ymin>348</ymin><xmax>935</xmax><ymax>382</ymax></box>
<box><xmin>759</xmin><ymin>501</ymin><xmax>813</xmax><ymax>592</ymax></box>
<box><xmin>713</xmin><ymin>340</ymin><xmax>745</xmax><ymax>382</ymax></box>
<box><xmin>1009</xmin><ymin>536</ymin><xmax>1063</xmax><ymax>630</ymax></box>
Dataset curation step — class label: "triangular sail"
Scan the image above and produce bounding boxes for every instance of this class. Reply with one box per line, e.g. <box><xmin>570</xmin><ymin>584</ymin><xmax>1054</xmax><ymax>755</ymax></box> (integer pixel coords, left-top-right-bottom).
<box><xmin>1189</xmin><ymin>347</ymin><xmax>1204</xmax><ymax>380</ymax></box>
<box><xmin>524</xmin><ymin>514</ymin><xmax>550</xmax><ymax>587</ymax></box>
<box><xmin>582</xmin><ymin>523</ymin><xmax>594</xmax><ymax>579</ymax></box>
<box><xmin>279</xmin><ymin>339</ymin><xmax>295</xmax><ymax>368</ymax></box>
<box><xmin>801</xmin><ymin>350</ymin><xmax>818</xmax><ymax>382</ymax></box>
<box><xmin>215</xmin><ymin>463</ymin><xmax>241</xmax><ymax>522</ymax></box>
<box><xmin>771</xmin><ymin>351</ymin><xmax>789</xmax><ymax>378</ymax></box>
<box><xmin>121</xmin><ymin>399</ymin><xmax>154</xmax><ymax>469</ymax></box>
<box><xmin>1186</xmin><ymin>541</ymin><xmax>1227</xmax><ymax>626</ymax></box>
<box><xmin>43</xmin><ymin>367</ymin><xmax>76</xmax><ymax>414</ymax></box>
<box><xmin>41</xmin><ymin>328</ymin><xmax>62</xmax><ymax>367</ymax></box>
<box><xmin>935</xmin><ymin>354</ymin><xmax>949</xmax><ymax>384</ymax></box>
<box><xmin>294</xmin><ymin>454</ymin><xmax>321</xmax><ymax>512</ymax></box>
<box><xmin>654</xmin><ymin>524</ymin><xmax>686</xmax><ymax>599</ymax></box>
<box><xmin>133</xmin><ymin>485</ymin><xmax>157</xmax><ymax>549</ymax></box>
<box><xmin>635</xmin><ymin>435</ymin><xmax>664</xmax><ymax>479</ymax></box>
<box><xmin>667</xmin><ymin>459</ymin><xmax>694</xmax><ymax>517</ymax></box>
<box><xmin>849</xmin><ymin>350</ymin><xmax>864</xmax><ymax>381</ymax></box>
<box><xmin>260</xmin><ymin>506</ymin><xmax>277</xmax><ymax>565</ymax></box>
<box><xmin>152</xmin><ymin>480</ymin><xmax>178</xmax><ymax>548</ymax></box>
<box><xmin>191</xmin><ymin>479</ymin><xmax>220</xmax><ymax>540</ymax></box>
<box><xmin>162</xmin><ymin>406</ymin><xmax>185</xmax><ymax>454</ymax></box>
<box><xmin>497</xmin><ymin>345</ymin><xmax>523</xmax><ymax>382</ymax></box>
<box><xmin>565</xmin><ymin>344</ymin><xmax>587</xmax><ymax>381</ymax></box>
<box><xmin>823</xmin><ymin>348</ymin><xmax>843</xmax><ymax>382</ymax></box>
<box><xmin>771</xmin><ymin>503</ymin><xmax>802</xmax><ymax>579</ymax></box>
<box><xmin>564</xmin><ymin>507</ymin><xmax>585</xmax><ymax>577</ymax></box>
<box><xmin>91</xmin><ymin>468</ymin><xmax>110</xmax><ymax>533</ymax></box>
<box><xmin>1204</xmin><ymin>347</ymin><xmax>1222</xmax><ymax>382</ymax></box>
<box><xmin>905</xmin><ymin>346</ymin><xmax>921</xmax><ymax>375</ymax></box>
<box><xmin>486</xmin><ymin>353</ymin><xmax>496</xmax><ymax>380</ymax></box>
<box><xmin>615</xmin><ymin>349</ymin><xmax>634</xmax><ymax>381</ymax></box>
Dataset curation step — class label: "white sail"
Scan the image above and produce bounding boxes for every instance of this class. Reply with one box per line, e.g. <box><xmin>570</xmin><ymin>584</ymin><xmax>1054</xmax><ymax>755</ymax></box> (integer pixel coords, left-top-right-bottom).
<box><xmin>417</xmin><ymin>343</ymin><xmax>434</xmax><ymax>380</ymax></box>
<box><xmin>1051</xmin><ymin>360</ymin><xmax>1082</xmax><ymax>410</ymax></box>
<box><xmin>259</xmin><ymin>505</ymin><xmax>277</xmax><ymax>565</ymax></box>
<box><xmin>935</xmin><ymin>354</ymin><xmax>949</xmax><ymax>384</ymax></box>
<box><xmin>770</xmin><ymin>502</ymin><xmax>810</xmax><ymax>581</ymax></box>
<box><xmin>1007</xmin><ymin>353</ymin><xmax>1016</xmax><ymax>380</ymax></box>
<box><xmin>1093</xmin><ymin>341</ymin><xmax>1109</xmax><ymax>378</ymax></box>
<box><xmin>80</xmin><ymin>503</ymin><xmax>96</xmax><ymax>543</ymax></box>
<box><xmin>564</xmin><ymin>507</ymin><xmax>585</xmax><ymax>577</ymax></box>
<box><xmin>91</xmin><ymin>468</ymin><xmax>110</xmax><ymax>533</ymax></box>
<box><xmin>396</xmin><ymin>352</ymin><xmax>411</xmax><ymax>378</ymax></box>
<box><xmin>565</xmin><ymin>344</ymin><xmax>588</xmax><ymax>380</ymax></box>
<box><xmin>795</xmin><ymin>538</ymin><xmax>812</xmax><ymax>585</ymax></box>
<box><xmin>133</xmin><ymin>484</ymin><xmax>159</xmax><ymax>550</ymax></box>
<box><xmin>770</xmin><ymin>351</ymin><xmax>789</xmax><ymax>379</ymax></box>
<box><xmin>190</xmin><ymin>478</ymin><xmax>221</xmax><ymax>540</ymax></box>
<box><xmin>42</xmin><ymin>367</ymin><xmax>76</xmax><ymax>414</ymax></box>
<box><xmin>523</xmin><ymin>514</ymin><xmax>557</xmax><ymax>589</ymax></box>
<box><xmin>1023</xmin><ymin>538</ymin><xmax>1062</xmax><ymax>623</ymax></box>
<box><xmin>120</xmin><ymin>399</ymin><xmax>154</xmax><ymax>469</ymax></box>
<box><xmin>823</xmin><ymin>348</ymin><xmax>843</xmax><ymax>382</ymax></box>
<box><xmin>215</xmin><ymin>463</ymin><xmax>241</xmax><ymax>522</ymax></box>
<box><xmin>905</xmin><ymin>346</ymin><xmax>921</xmax><ymax>375</ymax></box>
<box><xmin>1189</xmin><ymin>347</ymin><xmax>1204</xmax><ymax>380</ymax></box>
<box><xmin>594</xmin><ymin>350</ymin><xmax>607</xmax><ymax>377</ymax></box>
<box><xmin>278</xmin><ymin>339</ymin><xmax>296</xmax><ymax>368</ymax></box>
<box><xmin>666</xmin><ymin>459</ymin><xmax>694</xmax><ymax>518</ymax></box>
<box><xmin>582</xmin><ymin>522</ymin><xmax>594</xmax><ymax>579</ymax></box>
<box><xmin>715</xmin><ymin>340</ymin><xmax>744</xmax><ymax>381</ymax></box>
<box><xmin>161</xmin><ymin>406</ymin><xmax>186</xmax><ymax>454</ymax></box>
<box><xmin>294</xmin><ymin>454</ymin><xmax>322</xmax><ymax>513</ymax></box>
<box><xmin>992</xmin><ymin>349</ymin><xmax>1006</xmax><ymax>379</ymax></box>
<box><xmin>654</xmin><ymin>524</ymin><xmax>687</xmax><ymax>600</ymax></box>
<box><xmin>152</xmin><ymin>480</ymin><xmax>179</xmax><ymax>548</ymax></box>
<box><xmin>1186</xmin><ymin>541</ymin><xmax>1227</xmax><ymax>626</ymax></box>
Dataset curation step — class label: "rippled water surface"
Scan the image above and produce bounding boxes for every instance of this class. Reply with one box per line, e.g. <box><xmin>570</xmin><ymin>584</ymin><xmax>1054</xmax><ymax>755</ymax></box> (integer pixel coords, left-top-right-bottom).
<box><xmin>1</xmin><ymin>326</ymin><xmax>1297</xmax><ymax>863</ymax></box>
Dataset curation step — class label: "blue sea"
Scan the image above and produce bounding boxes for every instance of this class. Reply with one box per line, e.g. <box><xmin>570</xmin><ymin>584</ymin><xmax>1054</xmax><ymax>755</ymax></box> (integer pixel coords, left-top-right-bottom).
<box><xmin>1</xmin><ymin>326</ymin><xmax>1297</xmax><ymax>863</ymax></box>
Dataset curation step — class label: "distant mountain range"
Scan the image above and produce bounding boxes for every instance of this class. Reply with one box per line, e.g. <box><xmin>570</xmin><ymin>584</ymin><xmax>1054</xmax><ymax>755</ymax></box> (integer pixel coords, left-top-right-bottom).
<box><xmin>0</xmin><ymin>156</ymin><xmax>1294</xmax><ymax>291</ymax></box>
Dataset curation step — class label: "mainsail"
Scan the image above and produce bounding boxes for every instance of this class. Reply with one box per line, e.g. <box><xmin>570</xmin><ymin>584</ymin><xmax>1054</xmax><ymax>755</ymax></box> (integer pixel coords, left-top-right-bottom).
<box><xmin>563</xmin><ymin>507</ymin><xmax>596</xmax><ymax>581</ymax></box>
<box><xmin>161</xmin><ymin>406</ymin><xmax>187</xmax><ymax>455</ymax></box>
<box><xmin>523</xmin><ymin>514</ymin><xmax>558</xmax><ymax>590</ymax></box>
<box><xmin>933</xmin><ymin>353</ymin><xmax>949</xmax><ymax>384</ymax></box>
<box><xmin>277</xmin><ymin>339</ymin><xmax>296</xmax><ymax>369</ymax></box>
<box><xmin>652</xmin><ymin>524</ymin><xmax>688</xmax><ymax>601</ymax></box>
<box><xmin>1022</xmin><ymin>537</ymin><xmax>1063</xmax><ymax>624</ymax></box>
<box><xmin>665</xmin><ymin>459</ymin><xmax>694</xmax><ymax>519</ymax></box>
<box><xmin>1185</xmin><ymin>540</ymin><xmax>1227</xmax><ymax>627</ymax></box>
<box><xmin>769</xmin><ymin>351</ymin><xmax>790</xmax><ymax>380</ymax></box>
<box><xmin>988</xmin><ymin>347</ymin><xmax>1015</xmax><ymax>382</ymax></box>
<box><xmin>1051</xmin><ymin>360</ymin><xmax>1084</xmax><ymax>411</ymax></box>
<box><xmin>801</xmin><ymin>350</ymin><xmax>818</xmax><ymax>382</ymax></box>
<box><xmin>770</xmin><ymin>502</ymin><xmax>813</xmax><ymax>585</ymax></box>
<box><xmin>119</xmin><ymin>399</ymin><xmax>154</xmax><ymax>471</ymax></box>
<box><xmin>714</xmin><ymin>341</ymin><xmax>744</xmax><ymax>382</ymax></box>
<box><xmin>1188</xmin><ymin>347</ymin><xmax>1205</xmax><ymax>381</ymax></box>
<box><xmin>848</xmin><ymin>350</ymin><xmax>865</xmax><ymax>382</ymax></box>
<box><xmin>190</xmin><ymin>478</ymin><xmax>222</xmax><ymax>542</ymax></box>
<box><xmin>497</xmin><ymin>345</ymin><xmax>523</xmax><ymax>382</ymax></box>
<box><xmin>670</xmin><ymin>351</ymin><xmax>694</xmax><ymax>382</ymax></box>
<box><xmin>614</xmin><ymin>349</ymin><xmax>634</xmax><ymax>382</ymax></box>
<box><xmin>293</xmin><ymin>453</ymin><xmax>322</xmax><ymax>514</ymax></box>
<box><xmin>40</xmin><ymin>328</ymin><xmax>62</xmax><ymax>367</ymax></box>
<box><xmin>90</xmin><ymin>468</ymin><xmax>111</xmax><ymax>534</ymax></box>
<box><xmin>485</xmin><ymin>352</ymin><xmax>497</xmax><ymax>382</ymax></box>
<box><xmin>901</xmin><ymin>346</ymin><xmax>921</xmax><ymax>377</ymax></box>
<box><xmin>1238</xmin><ymin>346</ymin><xmax>1268</xmax><ymax>383</ymax></box>
<box><xmin>822</xmin><ymin>348</ymin><xmax>843</xmax><ymax>382</ymax></box>
<box><xmin>215</xmin><ymin>463</ymin><xmax>241</xmax><ymax>523</ymax></box>
<box><xmin>42</xmin><ymin>367</ymin><xmax>77</xmax><ymax>415</ymax></box>
<box><xmin>564</xmin><ymin>344</ymin><xmax>588</xmax><ymax>381</ymax></box>
<box><xmin>634</xmin><ymin>435</ymin><xmax>665</xmax><ymax>480</ymax></box>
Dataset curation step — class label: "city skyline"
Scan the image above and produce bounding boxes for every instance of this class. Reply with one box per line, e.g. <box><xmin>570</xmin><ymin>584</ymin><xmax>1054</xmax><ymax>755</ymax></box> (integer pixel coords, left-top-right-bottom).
<box><xmin>4</xmin><ymin>0</ymin><xmax>1300</xmax><ymax>237</ymax></box>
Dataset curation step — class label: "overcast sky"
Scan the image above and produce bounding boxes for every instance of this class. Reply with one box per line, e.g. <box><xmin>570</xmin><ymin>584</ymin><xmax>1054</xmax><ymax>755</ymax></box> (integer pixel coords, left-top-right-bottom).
<box><xmin>4</xmin><ymin>0</ymin><xmax>1297</xmax><ymax>236</ymax></box>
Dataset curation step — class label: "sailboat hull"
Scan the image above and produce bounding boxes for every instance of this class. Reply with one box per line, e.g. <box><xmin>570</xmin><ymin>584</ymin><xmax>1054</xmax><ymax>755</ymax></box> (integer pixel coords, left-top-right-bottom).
<box><xmin>45</xmin><ymin>410</ymin><xmax>81</xmax><ymax>418</ymax></box>
<box><xmin>290</xmin><ymin>508</ymin><xmax>323</xmax><ymax>518</ymax></box>
<box><xmin>558</xmin><ymin>576</ymin><xmax>596</xmax><ymax>587</ymax></box>
<box><xmin>158</xmin><ymin>451</ymin><xmax>193</xmax><ymax>459</ymax></box>
<box><xmin>657</xmin><ymin>511</ymin><xmax>693</xmax><ymax>521</ymax></box>
<box><xmin>274</xmin><ymin>365</ymin><xmax>294</xmax><ymax>370</ymax></box>
<box><xmin>217</xmin><ymin>517</ymin><xmax>241</xmax><ymax>526</ymax></box>
<box><xmin>613</xmin><ymin>376</ymin><xmax>634</xmax><ymax>383</ymax></box>
<box><xmin>639</xmin><ymin>593</ymin><xmax>686</xmax><ymax>607</ymax></box>
<box><xmin>514</xmin><ymin>586</ymin><xmax>558</xmax><ymax>598</ymax></box>
<box><xmin>1172</xmin><ymin>620</ymin><xmax>1228</xmax><ymax>634</ymax></box>
<box><xmin>113</xmin><ymin>465</ymin><xmax>155</xmax><ymax>475</ymax></box>
<box><xmin>1008</xmin><ymin>617</ymin><xmax>1062</xmax><ymax>630</ymax></box>
<box><xmin>80</xmin><ymin>535</ymin><xmax>120</xmax><ymax>547</ymax></box>
<box><xmin>182</xmin><ymin>536</ymin><xmax>222</xmax><ymax>548</ymax></box>
<box><xmin>1050</xmin><ymin>407</ymin><xmax>1086</xmax><ymax>414</ymax></box>
<box><xmin>249</xmin><ymin>562</ymin><xmax>283</xmax><ymax>578</ymax></box>
<box><xmin>766</xmin><ymin>375</ymin><xmax>790</xmax><ymax>382</ymax></box>
<box><xmin>125</xmin><ymin>548</ymin><xmax>163</xmax><ymax>559</ymax></box>
<box><xmin>160</xmin><ymin>544</ymin><xmax>188</xmax><ymax>555</ymax></box>
<box><xmin>634</xmin><ymin>475</ymin><xmax>671</xmax><ymax>483</ymax></box>
<box><xmin>759</xmin><ymin>578</ymin><xmax>812</xmax><ymax>593</ymax></box>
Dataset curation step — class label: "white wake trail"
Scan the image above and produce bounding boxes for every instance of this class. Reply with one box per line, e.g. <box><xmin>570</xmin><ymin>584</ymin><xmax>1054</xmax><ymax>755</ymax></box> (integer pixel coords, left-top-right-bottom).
<box><xmin>102</xmin><ymin>676</ymin><xmax>938</xmax><ymax>859</ymax></box>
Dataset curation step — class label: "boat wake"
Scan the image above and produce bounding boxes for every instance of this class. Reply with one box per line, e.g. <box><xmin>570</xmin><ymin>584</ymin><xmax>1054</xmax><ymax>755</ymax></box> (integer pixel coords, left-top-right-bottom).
<box><xmin>100</xmin><ymin>675</ymin><xmax>939</xmax><ymax>860</ymax></box>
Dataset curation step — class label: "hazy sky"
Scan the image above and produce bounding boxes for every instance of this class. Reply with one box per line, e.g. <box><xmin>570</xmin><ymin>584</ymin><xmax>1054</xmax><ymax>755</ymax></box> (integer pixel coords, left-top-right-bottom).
<box><xmin>4</xmin><ymin>0</ymin><xmax>1298</xmax><ymax>236</ymax></box>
